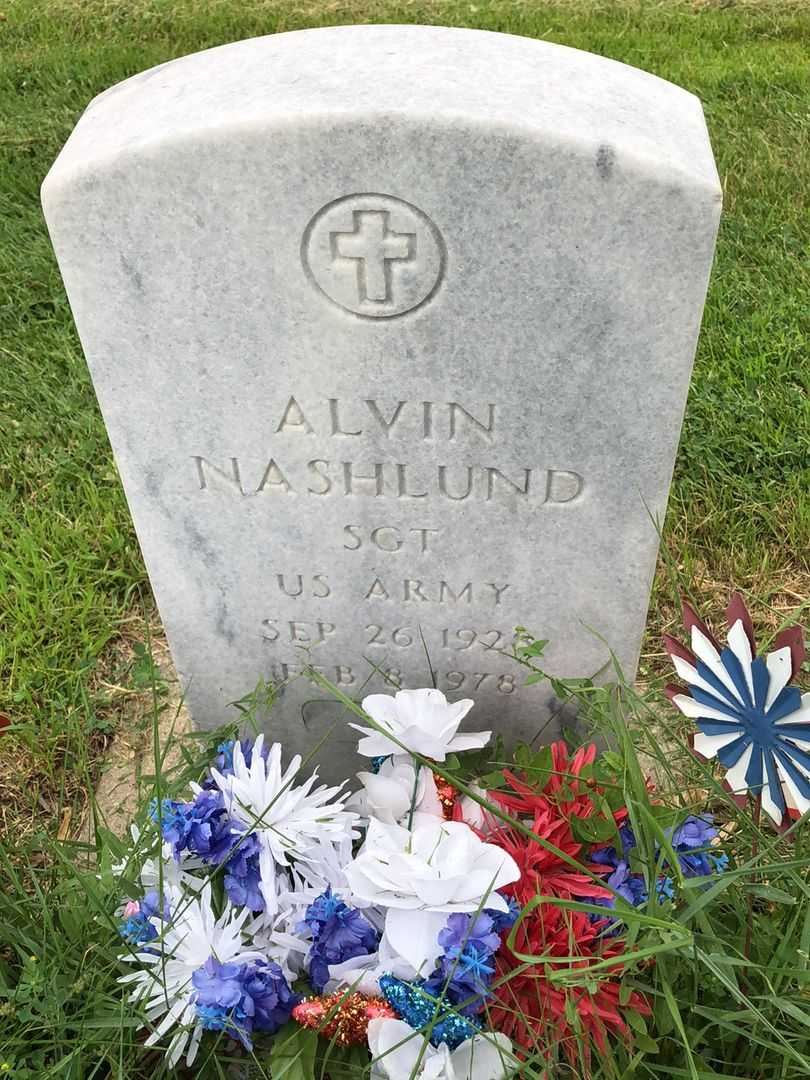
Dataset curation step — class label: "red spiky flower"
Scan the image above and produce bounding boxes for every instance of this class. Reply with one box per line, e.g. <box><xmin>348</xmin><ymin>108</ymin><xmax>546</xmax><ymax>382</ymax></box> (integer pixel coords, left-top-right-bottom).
<box><xmin>489</xmin><ymin>901</ymin><xmax>650</xmax><ymax>1072</ymax></box>
<box><xmin>489</xmin><ymin>803</ymin><xmax>612</xmax><ymax>905</ymax></box>
<box><xmin>493</xmin><ymin>741</ymin><xmax>629</xmax><ymax>825</ymax></box>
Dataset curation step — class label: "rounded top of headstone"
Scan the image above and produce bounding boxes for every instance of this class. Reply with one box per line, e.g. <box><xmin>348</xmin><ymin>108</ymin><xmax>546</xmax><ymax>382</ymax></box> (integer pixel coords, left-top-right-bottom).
<box><xmin>43</xmin><ymin>25</ymin><xmax>720</xmax><ymax>200</ymax></box>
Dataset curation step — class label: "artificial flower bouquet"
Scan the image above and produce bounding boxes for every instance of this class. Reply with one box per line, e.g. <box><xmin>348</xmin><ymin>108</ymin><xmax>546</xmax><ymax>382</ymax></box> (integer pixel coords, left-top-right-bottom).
<box><xmin>111</xmin><ymin>595</ymin><xmax>808</xmax><ymax>1078</ymax></box>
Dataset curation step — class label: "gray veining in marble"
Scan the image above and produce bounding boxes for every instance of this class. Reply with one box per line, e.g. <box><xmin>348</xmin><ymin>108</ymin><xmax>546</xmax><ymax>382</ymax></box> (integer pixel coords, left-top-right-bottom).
<box><xmin>41</xmin><ymin>26</ymin><xmax>722</xmax><ymax>779</ymax></box>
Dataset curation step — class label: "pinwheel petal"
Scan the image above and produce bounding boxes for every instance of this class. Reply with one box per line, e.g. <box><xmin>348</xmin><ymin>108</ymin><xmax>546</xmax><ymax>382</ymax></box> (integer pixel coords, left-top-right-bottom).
<box><xmin>765</xmin><ymin>647</ymin><xmax>796</xmax><ymax>711</ymax></box>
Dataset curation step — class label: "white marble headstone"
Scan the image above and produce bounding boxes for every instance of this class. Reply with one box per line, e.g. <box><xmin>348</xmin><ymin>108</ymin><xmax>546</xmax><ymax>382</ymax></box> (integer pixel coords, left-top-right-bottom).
<box><xmin>42</xmin><ymin>26</ymin><xmax>721</xmax><ymax>778</ymax></box>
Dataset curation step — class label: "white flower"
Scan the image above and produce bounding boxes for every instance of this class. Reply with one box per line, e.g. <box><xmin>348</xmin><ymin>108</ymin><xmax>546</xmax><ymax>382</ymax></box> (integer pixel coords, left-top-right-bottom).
<box><xmin>119</xmin><ymin>883</ymin><xmax>262</xmax><ymax>1068</ymax></box>
<box><xmin>344</xmin><ymin>818</ymin><xmax>519</xmax><ymax>973</ymax></box>
<box><xmin>112</xmin><ymin>825</ymin><xmax>204</xmax><ymax>893</ymax></box>
<box><xmin>455</xmin><ymin>786</ymin><xmax>494</xmax><ymax>834</ymax></box>
<box><xmin>200</xmin><ymin>735</ymin><xmax>359</xmax><ymax>914</ymax></box>
<box><xmin>140</xmin><ymin>841</ymin><xmax>205</xmax><ymax>894</ymax></box>
<box><xmin>324</xmin><ymin>933</ymin><xmax>417</xmax><ymax>996</ymax></box>
<box><xmin>246</xmin><ymin>870</ymin><xmax>310</xmax><ymax>984</ymax></box>
<box><xmin>353</xmin><ymin>689</ymin><xmax>490</xmax><ymax>761</ymax></box>
<box><xmin>368</xmin><ymin>1019</ymin><xmax>514</xmax><ymax>1080</ymax></box>
<box><xmin>355</xmin><ymin>756</ymin><xmax>444</xmax><ymax>825</ymax></box>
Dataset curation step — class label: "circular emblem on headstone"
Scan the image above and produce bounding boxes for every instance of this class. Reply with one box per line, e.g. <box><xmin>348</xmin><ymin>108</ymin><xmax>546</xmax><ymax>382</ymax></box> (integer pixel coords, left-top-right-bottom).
<box><xmin>302</xmin><ymin>194</ymin><xmax>445</xmax><ymax>318</ymax></box>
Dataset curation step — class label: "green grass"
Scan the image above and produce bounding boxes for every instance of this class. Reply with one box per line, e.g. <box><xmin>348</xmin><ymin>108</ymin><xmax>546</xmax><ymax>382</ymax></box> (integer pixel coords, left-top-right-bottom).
<box><xmin>0</xmin><ymin>0</ymin><xmax>808</xmax><ymax>847</ymax></box>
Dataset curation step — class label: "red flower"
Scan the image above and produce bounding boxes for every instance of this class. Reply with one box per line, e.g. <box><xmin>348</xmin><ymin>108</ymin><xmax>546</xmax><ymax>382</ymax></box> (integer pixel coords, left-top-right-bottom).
<box><xmin>480</xmin><ymin>740</ymin><xmax>649</xmax><ymax>1071</ymax></box>
<box><xmin>489</xmin><ymin>803</ymin><xmax>611</xmax><ymax>905</ymax></box>
<box><xmin>489</xmin><ymin>902</ymin><xmax>649</xmax><ymax>1072</ymax></box>
<box><xmin>493</xmin><ymin>741</ymin><xmax>627</xmax><ymax>825</ymax></box>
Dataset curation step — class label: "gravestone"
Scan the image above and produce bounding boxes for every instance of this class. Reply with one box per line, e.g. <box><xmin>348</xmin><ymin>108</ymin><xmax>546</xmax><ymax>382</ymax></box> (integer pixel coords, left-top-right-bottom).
<box><xmin>42</xmin><ymin>26</ymin><xmax>721</xmax><ymax>779</ymax></box>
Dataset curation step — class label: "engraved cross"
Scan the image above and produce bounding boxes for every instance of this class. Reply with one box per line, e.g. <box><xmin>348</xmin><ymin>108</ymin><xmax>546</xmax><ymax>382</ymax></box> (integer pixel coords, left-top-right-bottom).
<box><xmin>331</xmin><ymin>210</ymin><xmax>415</xmax><ymax>303</ymax></box>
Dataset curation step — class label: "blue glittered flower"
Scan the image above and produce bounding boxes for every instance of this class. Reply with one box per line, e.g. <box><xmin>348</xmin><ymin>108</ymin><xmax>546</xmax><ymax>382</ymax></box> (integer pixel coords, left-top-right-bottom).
<box><xmin>192</xmin><ymin>955</ymin><xmax>298</xmax><ymax>1049</ymax></box>
<box><xmin>379</xmin><ymin>973</ymin><xmax>481</xmax><ymax>1049</ymax></box>
<box><xmin>299</xmin><ymin>887</ymin><xmax>379</xmax><ymax>993</ymax></box>
<box><xmin>665</xmin><ymin>595</ymin><xmax>810</xmax><ymax>827</ymax></box>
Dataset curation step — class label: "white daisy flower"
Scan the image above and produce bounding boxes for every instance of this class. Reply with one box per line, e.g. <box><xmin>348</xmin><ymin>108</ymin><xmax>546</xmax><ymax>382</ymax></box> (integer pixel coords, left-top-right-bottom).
<box><xmin>111</xmin><ymin>824</ymin><xmax>204</xmax><ymax>894</ymax></box>
<box><xmin>198</xmin><ymin>735</ymin><xmax>359</xmax><ymax>916</ymax></box>
<box><xmin>246</xmin><ymin>869</ymin><xmax>311</xmax><ymax>983</ymax></box>
<box><xmin>119</xmin><ymin>883</ymin><xmax>263</xmax><ymax>1068</ymax></box>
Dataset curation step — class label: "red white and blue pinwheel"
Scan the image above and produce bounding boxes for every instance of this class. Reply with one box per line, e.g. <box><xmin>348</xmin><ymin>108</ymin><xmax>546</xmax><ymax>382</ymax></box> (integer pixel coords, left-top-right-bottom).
<box><xmin>664</xmin><ymin>595</ymin><xmax>808</xmax><ymax>828</ymax></box>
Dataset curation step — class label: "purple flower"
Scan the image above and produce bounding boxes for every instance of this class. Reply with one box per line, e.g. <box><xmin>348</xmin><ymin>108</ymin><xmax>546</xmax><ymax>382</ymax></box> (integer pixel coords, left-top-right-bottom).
<box><xmin>586</xmin><ymin>861</ymin><xmax>647</xmax><ymax>936</ymax></box>
<box><xmin>192</xmin><ymin>956</ymin><xmax>298</xmax><ymax>1049</ymax></box>
<box><xmin>422</xmin><ymin>912</ymin><xmax>502</xmax><ymax>1017</ymax></box>
<box><xmin>438</xmin><ymin>913</ymin><xmax>501</xmax><ymax>957</ymax></box>
<box><xmin>139</xmin><ymin>890</ymin><xmax>171</xmax><ymax>921</ymax></box>
<box><xmin>606</xmin><ymin>861</ymin><xmax>648</xmax><ymax>908</ymax></box>
<box><xmin>670</xmin><ymin>815</ymin><xmax>717</xmax><ymax>850</ymax></box>
<box><xmin>668</xmin><ymin>815</ymin><xmax>718</xmax><ymax>877</ymax></box>
<box><xmin>194</xmin><ymin>958</ymin><xmax>244</xmax><ymax>1010</ymax></box>
<box><xmin>300</xmin><ymin>888</ymin><xmax>379</xmax><ymax>993</ymax></box>
<box><xmin>223</xmin><ymin>832</ymin><xmax>264</xmax><ymax>911</ymax></box>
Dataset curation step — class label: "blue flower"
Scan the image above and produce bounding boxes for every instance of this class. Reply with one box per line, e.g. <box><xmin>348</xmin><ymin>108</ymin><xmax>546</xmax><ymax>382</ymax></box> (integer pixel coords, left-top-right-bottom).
<box><xmin>118</xmin><ymin>890</ymin><xmax>171</xmax><ymax>946</ymax></box>
<box><xmin>710</xmin><ymin>851</ymin><xmax>730</xmax><ymax>873</ymax></box>
<box><xmin>656</xmin><ymin>876</ymin><xmax>676</xmax><ymax>902</ymax></box>
<box><xmin>591</xmin><ymin>824</ymin><xmax>638</xmax><ymax>869</ymax></box>
<box><xmin>192</xmin><ymin>956</ymin><xmax>298</xmax><ymax>1049</ymax></box>
<box><xmin>119</xmin><ymin>910</ymin><xmax>158</xmax><ymax>946</ymax></box>
<box><xmin>202</xmin><ymin>738</ymin><xmax>269</xmax><ymax>790</ymax></box>
<box><xmin>665</xmin><ymin>597</ymin><xmax>810</xmax><ymax>827</ymax></box>
<box><xmin>152</xmin><ymin>790</ymin><xmax>238</xmax><ymax>865</ymax></box>
<box><xmin>484</xmin><ymin>896</ymin><xmax>521</xmax><ymax>934</ymax></box>
<box><xmin>300</xmin><ymin>888</ymin><xmax>379</xmax><ymax>993</ymax></box>
<box><xmin>656</xmin><ymin>848</ymin><xmax>729</xmax><ymax>904</ymax></box>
